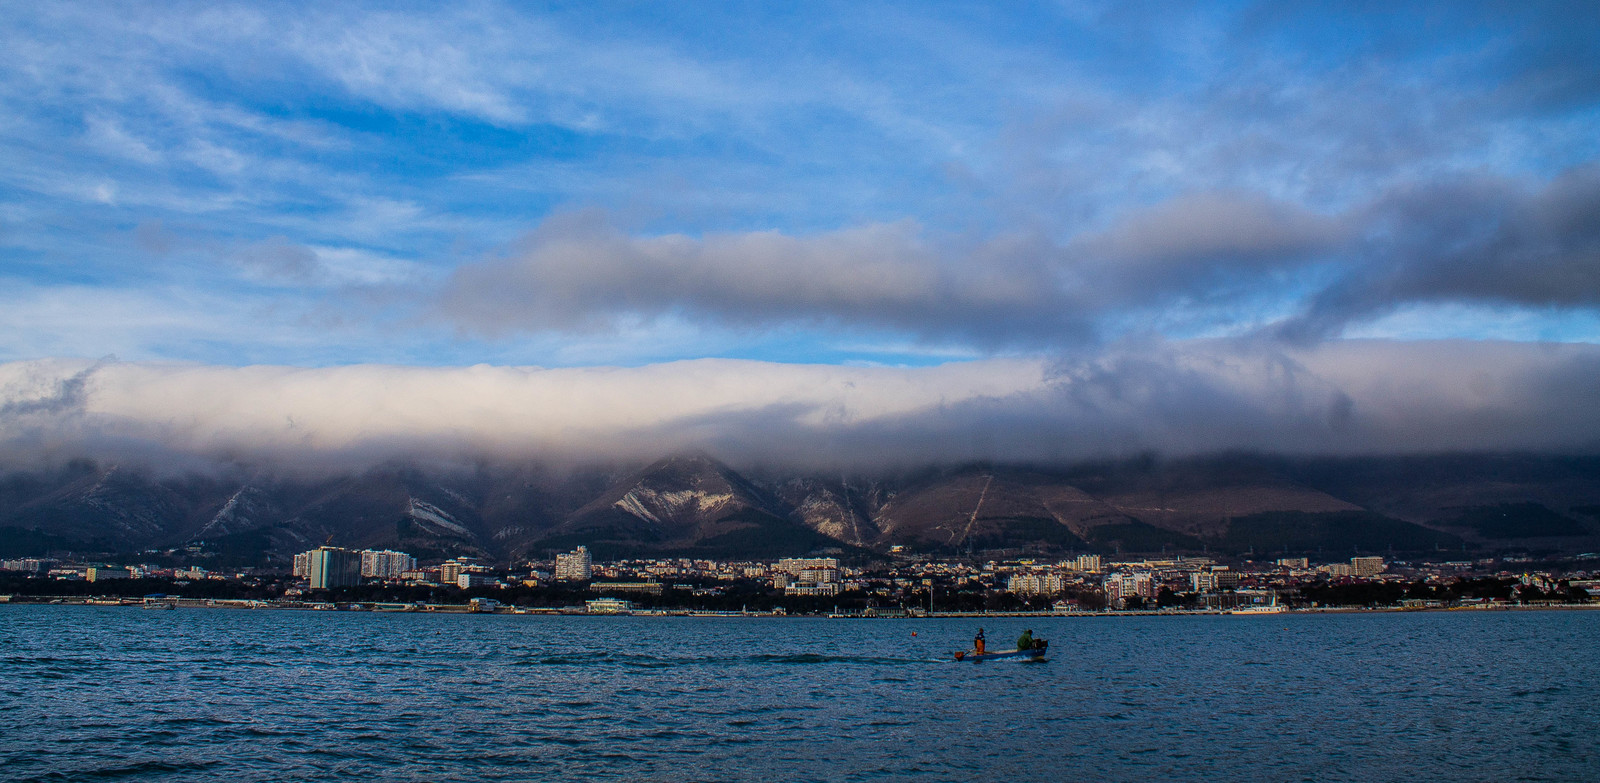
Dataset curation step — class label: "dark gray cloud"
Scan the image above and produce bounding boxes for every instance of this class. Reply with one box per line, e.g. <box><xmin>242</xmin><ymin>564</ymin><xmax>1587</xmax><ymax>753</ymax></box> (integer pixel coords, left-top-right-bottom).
<box><xmin>1284</xmin><ymin>165</ymin><xmax>1600</xmax><ymax>339</ymax></box>
<box><xmin>435</xmin><ymin>167</ymin><xmax>1598</xmax><ymax>347</ymax></box>
<box><xmin>437</xmin><ymin>210</ymin><xmax>1092</xmax><ymax>346</ymax></box>
<box><xmin>434</xmin><ymin>196</ymin><xmax>1349</xmax><ymax>347</ymax></box>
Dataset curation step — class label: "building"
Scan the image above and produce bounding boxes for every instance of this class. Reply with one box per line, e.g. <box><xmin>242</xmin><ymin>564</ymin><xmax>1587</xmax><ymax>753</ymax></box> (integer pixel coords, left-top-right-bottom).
<box><xmin>591</xmin><ymin>581</ymin><xmax>664</xmax><ymax>595</ymax></box>
<box><xmin>306</xmin><ymin>547</ymin><xmax>362</xmax><ymax>589</ymax></box>
<box><xmin>457</xmin><ymin>572</ymin><xmax>494</xmax><ymax>589</ymax></box>
<box><xmin>1351</xmin><ymin>556</ymin><xmax>1386</xmax><ymax>577</ymax></box>
<box><xmin>1277</xmin><ymin>557</ymin><xmax>1309</xmax><ymax>569</ymax></box>
<box><xmin>797</xmin><ymin>567</ymin><xmax>841</xmax><ymax>584</ymax></box>
<box><xmin>775</xmin><ymin>557</ymin><xmax>839</xmax><ymax>576</ymax></box>
<box><xmin>1</xmin><ymin>558</ymin><xmax>52</xmax><ymax>573</ymax></box>
<box><xmin>586</xmin><ymin>597</ymin><xmax>634</xmax><ymax>614</ymax></box>
<box><xmin>1065</xmin><ymin>554</ymin><xmax>1103</xmax><ymax>573</ymax></box>
<box><xmin>784</xmin><ymin>581</ymin><xmax>841</xmax><ymax>596</ymax></box>
<box><xmin>440</xmin><ymin>560</ymin><xmax>466</xmax><ymax>586</ymax></box>
<box><xmin>555</xmin><ymin>546</ymin><xmax>593</xmax><ymax>581</ymax></box>
<box><xmin>292</xmin><ymin>552</ymin><xmax>311</xmax><ymax>578</ymax></box>
<box><xmin>1191</xmin><ymin>567</ymin><xmax>1241</xmax><ymax>593</ymax></box>
<box><xmin>1008</xmin><ymin>572</ymin><xmax>1065</xmax><ymax>596</ymax></box>
<box><xmin>86</xmin><ymin>566</ymin><xmax>131</xmax><ymax>582</ymax></box>
<box><xmin>1104</xmin><ymin>571</ymin><xmax>1156</xmax><ymax>603</ymax></box>
<box><xmin>438</xmin><ymin>559</ymin><xmax>488</xmax><ymax>586</ymax></box>
<box><xmin>361</xmin><ymin>549</ymin><xmax>417</xmax><ymax>579</ymax></box>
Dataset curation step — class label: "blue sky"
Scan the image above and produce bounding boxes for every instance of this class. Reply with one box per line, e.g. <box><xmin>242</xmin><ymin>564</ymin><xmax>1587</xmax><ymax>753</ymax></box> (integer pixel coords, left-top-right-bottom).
<box><xmin>2</xmin><ymin>2</ymin><xmax>1600</xmax><ymax>469</ymax></box>
<box><xmin>3</xmin><ymin>1</ymin><xmax>1596</xmax><ymax>369</ymax></box>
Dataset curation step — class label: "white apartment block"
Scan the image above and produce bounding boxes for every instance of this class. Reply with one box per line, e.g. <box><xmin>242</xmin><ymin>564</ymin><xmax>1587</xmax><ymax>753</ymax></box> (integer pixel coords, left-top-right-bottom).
<box><xmin>361</xmin><ymin>549</ymin><xmax>418</xmax><ymax>579</ymax></box>
<box><xmin>1008</xmin><ymin>573</ymin><xmax>1066</xmax><ymax>596</ymax></box>
<box><xmin>775</xmin><ymin>557</ymin><xmax>839</xmax><ymax>576</ymax></box>
<box><xmin>555</xmin><ymin>546</ymin><xmax>593</xmax><ymax>581</ymax></box>
<box><xmin>1104</xmin><ymin>571</ymin><xmax>1156</xmax><ymax>601</ymax></box>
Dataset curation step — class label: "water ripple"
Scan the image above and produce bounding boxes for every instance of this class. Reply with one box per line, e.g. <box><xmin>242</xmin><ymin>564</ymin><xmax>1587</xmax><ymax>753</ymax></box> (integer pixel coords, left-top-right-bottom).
<box><xmin>1</xmin><ymin>608</ymin><xmax>1598</xmax><ymax>781</ymax></box>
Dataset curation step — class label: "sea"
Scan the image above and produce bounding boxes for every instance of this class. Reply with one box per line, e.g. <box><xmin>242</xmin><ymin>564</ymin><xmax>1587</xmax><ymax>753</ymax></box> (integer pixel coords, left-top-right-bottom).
<box><xmin>2</xmin><ymin>606</ymin><xmax>1597</xmax><ymax>782</ymax></box>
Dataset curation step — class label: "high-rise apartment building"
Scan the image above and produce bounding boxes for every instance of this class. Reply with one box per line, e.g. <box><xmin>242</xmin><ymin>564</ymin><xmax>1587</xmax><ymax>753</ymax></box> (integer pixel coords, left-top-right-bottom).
<box><xmin>1066</xmin><ymin>554</ymin><xmax>1103</xmax><ymax>573</ymax></box>
<box><xmin>306</xmin><ymin>547</ymin><xmax>362</xmax><ymax>589</ymax></box>
<box><xmin>555</xmin><ymin>546</ymin><xmax>593</xmax><ymax>581</ymax></box>
<box><xmin>1351</xmin><ymin>556</ymin><xmax>1386</xmax><ymax>577</ymax></box>
<box><xmin>361</xmin><ymin>549</ymin><xmax>417</xmax><ymax>579</ymax></box>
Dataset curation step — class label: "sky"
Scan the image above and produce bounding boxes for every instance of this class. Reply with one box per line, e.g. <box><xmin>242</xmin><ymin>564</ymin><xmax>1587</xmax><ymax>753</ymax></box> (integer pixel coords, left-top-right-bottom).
<box><xmin>1</xmin><ymin>1</ymin><xmax>1598</xmax><ymax>469</ymax></box>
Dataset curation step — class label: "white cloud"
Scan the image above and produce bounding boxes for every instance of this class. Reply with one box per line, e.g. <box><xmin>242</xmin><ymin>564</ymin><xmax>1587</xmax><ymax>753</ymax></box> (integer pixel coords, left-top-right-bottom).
<box><xmin>2</xmin><ymin>340</ymin><xmax>1597</xmax><ymax>471</ymax></box>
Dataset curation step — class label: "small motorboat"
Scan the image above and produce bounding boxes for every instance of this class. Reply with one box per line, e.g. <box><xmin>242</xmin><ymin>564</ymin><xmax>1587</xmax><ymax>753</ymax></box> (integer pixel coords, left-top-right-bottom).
<box><xmin>954</xmin><ymin>639</ymin><xmax>1048</xmax><ymax>662</ymax></box>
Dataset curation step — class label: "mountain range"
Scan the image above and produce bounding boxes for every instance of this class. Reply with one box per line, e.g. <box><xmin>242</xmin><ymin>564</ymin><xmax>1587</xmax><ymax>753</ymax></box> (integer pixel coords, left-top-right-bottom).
<box><xmin>2</xmin><ymin>452</ymin><xmax>1598</xmax><ymax>564</ymax></box>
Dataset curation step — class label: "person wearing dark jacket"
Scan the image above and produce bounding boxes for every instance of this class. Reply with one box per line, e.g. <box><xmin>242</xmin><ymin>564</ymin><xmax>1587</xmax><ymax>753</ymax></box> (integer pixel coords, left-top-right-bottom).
<box><xmin>973</xmin><ymin>627</ymin><xmax>986</xmax><ymax>655</ymax></box>
<box><xmin>1016</xmin><ymin>629</ymin><xmax>1033</xmax><ymax>651</ymax></box>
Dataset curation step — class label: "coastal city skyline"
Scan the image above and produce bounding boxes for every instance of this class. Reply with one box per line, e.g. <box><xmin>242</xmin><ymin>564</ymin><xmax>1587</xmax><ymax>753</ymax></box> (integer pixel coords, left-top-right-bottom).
<box><xmin>5</xmin><ymin>4</ymin><xmax>1599</xmax><ymax>780</ymax></box>
<box><xmin>8</xmin><ymin>543</ymin><xmax>1596</xmax><ymax>616</ymax></box>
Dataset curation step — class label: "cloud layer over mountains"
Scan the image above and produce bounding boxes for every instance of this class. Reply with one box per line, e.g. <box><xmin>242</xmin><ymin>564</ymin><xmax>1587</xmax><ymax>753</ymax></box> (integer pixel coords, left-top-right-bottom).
<box><xmin>4</xmin><ymin>340</ymin><xmax>1598</xmax><ymax>472</ymax></box>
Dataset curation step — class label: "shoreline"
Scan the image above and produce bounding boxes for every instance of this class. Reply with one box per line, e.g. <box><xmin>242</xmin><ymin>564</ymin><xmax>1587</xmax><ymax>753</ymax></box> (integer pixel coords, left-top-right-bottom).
<box><xmin>4</xmin><ymin>594</ymin><xmax>1596</xmax><ymax>617</ymax></box>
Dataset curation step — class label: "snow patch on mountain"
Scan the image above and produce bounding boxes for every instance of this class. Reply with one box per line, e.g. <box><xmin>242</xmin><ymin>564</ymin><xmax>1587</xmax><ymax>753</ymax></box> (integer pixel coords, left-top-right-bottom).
<box><xmin>614</xmin><ymin>490</ymin><xmax>662</xmax><ymax>523</ymax></box>
<box><xmin>407</xmin><ymin>498</ymin><xmax>474</xmax><ymax>538</ymax></box>
<box><xmin>614</xmin><ymin>488</ymin><xmax>736</xmax><ymax>523</ymax></box>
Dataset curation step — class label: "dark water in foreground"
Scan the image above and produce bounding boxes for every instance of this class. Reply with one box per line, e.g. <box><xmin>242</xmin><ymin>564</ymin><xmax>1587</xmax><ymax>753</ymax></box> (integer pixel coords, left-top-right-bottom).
<box><xmin>2</xmin><ymin>607</ymin><xmax>1597</xmax><ymax>782</ymax></box>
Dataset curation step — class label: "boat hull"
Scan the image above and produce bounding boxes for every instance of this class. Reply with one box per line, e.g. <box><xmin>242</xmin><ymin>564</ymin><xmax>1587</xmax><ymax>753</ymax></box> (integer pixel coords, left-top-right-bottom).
<box><xmin>954</xmin><ymin>647</ymin><xmax>1047</xmax><ymax>662</ymax></box>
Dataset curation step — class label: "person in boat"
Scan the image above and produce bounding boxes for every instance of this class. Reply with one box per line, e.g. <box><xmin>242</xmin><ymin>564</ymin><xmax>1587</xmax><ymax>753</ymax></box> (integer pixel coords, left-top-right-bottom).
<box><xmin>1016</xmin><ymin>629</ymin><xmax>1033</xmax><ymax>651</ymax></box>
<box><xmin>973</xmin><ymin>627</ymin><xmax>986</xmax><ymax>655</ymax></box>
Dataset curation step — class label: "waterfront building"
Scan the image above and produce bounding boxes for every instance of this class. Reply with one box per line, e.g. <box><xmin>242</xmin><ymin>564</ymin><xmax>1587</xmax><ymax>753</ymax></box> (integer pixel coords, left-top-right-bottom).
<box><xmin>784</xmin><ymin>581</ymin><xmax>841</xmax><ymax>596</ymax></box>
<box><xmin>306</xmin><ymin>547</ymin><xmax>362</xmax><ymax>589</ymax></box>
<box><xmin>586</xmin><ymin>597</ymin><xmax>634</xmax><ymax>614</ymax></box>
<box><xmin>86</xmin><ymin>566</ymin><xmax>131</xmax><ymax>582</ymax></box>
<box><xmin>591</xmin><ymin>581</ymin><xmax>664</xmax><ymax>595</ymax></box>
<box><xmin>361</xmin><ymin>549</ymin><xmax>417</xmax><ymax>579</ymax></box>
<box><xmin>555</xmin><ymin>546</ymin><xmax>593</xmax><ymax>581</ymax></box>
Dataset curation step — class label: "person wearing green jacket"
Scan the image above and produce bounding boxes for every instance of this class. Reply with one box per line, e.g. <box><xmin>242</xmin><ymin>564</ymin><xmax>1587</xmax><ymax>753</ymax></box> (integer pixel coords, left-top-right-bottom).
<box><xmin>1016</xmin><ymin>629</ymin><xmax>1033</xmax><ymax>651</ymax></box>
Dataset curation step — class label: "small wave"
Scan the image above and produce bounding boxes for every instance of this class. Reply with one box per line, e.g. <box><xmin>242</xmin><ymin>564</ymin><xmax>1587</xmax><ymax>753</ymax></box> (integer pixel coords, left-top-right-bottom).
<box><xmin>17</xmin><ymin>759</ymin><xmax>216</xmax><ymax>782</ymax></box>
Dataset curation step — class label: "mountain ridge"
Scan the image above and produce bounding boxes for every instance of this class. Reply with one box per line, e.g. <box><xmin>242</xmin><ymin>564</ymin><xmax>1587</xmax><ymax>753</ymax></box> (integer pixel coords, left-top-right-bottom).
<box><xmin>1</xmin><ymin>452</ymin><xmax>1597</xmax><ymax>563</ymax></box>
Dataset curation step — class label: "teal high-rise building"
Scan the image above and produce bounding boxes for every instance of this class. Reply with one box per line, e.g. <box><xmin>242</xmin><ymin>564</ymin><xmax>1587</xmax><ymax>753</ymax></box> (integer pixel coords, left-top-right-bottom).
<box><xmin>308</xmin><ymin>547</ymin><xmax>362</xmax><ymax>589</ymax></box>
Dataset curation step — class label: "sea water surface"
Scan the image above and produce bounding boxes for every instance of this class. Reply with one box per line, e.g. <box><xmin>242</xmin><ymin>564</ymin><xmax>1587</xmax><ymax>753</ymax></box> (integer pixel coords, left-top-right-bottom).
<box><xmin>2</xmin><ymin>606</ymin><xmax>1597</xmax><ymax>782</ymax></box>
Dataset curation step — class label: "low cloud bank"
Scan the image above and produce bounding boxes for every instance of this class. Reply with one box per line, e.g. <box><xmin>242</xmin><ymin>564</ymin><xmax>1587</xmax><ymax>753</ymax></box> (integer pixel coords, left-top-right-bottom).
<box><xmin>2</xmin><ymin>339</ymin><xmax>1598</xmax><ymax>473</ymax></box>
